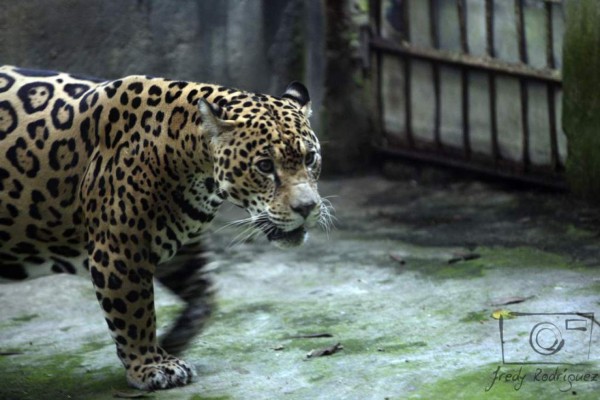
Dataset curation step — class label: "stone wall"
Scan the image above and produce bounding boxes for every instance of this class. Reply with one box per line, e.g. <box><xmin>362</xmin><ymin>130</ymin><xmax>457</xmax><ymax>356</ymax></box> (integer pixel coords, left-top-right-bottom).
<box><xmin>0</xmin><ymin>0</ymin><xmax>297</xmax><ymax>93</ymax></box>
<box><xmin>0</xmin><ymin>0</ymin><xmax>374</xmax><ymax>175</ymax></box>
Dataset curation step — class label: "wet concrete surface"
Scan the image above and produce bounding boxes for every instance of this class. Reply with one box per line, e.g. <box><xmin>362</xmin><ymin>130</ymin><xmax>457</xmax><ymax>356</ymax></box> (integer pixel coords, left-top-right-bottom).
<box><xmin>1</xmin><ymin>174</ymin><xmax>600</xmax><ymax>399</ymax></box>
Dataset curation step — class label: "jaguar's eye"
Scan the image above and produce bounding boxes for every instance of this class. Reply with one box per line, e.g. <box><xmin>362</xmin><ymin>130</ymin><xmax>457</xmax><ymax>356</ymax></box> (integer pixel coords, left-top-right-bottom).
<box><xmin>256</xmin><ymin>159</ymin><xmax>275</xmax><ymax>174</ymax></box>
<box><xmin>305</xmin><ymin>151</ymin><xmax>317</xmax><ymax>167</ymax></box>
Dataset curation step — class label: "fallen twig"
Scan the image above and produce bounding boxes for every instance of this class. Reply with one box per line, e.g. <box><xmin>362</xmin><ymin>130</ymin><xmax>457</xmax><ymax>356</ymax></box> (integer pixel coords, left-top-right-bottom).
<box><xmin>287</xmin><ymin>333</ymin><xmax>334</xmax><ymax>339</ymax></box>
<box><xmin>0</xmin><ymin>351</ymin><xmax>23</xmax><ymax>356</ymax></box>
<box><xmin>491</xmin><ymin>296</ymin><xmax>533</xmax><ymax>306</ymax></box>
<box><xmin>113</xmin><ymin>390</ymin><xmax>154</xmax><ymax>398</ymax></box>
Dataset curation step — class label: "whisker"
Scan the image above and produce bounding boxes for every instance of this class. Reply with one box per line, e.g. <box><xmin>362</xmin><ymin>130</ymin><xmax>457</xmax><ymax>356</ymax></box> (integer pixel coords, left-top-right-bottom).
<box><xmin>227</xmin><ymin>224</ymin><xmax>258</xmax><ymax>248</ymax></box>
<box><xmin>223</xmin><ymin>211</ymin><xmax>272</xmax><ymax>249</ymax></box>
<box><xmin>214</xmin><ymin>217</ymin><xmax>253</xmax><ymax>233</ymax></box>
<box><xmin>316</xmin><ymin>197</ymin><xmax>336</xmax><ymax>237</ymax></box>
<box><xmin>215</xmin><ymin>211</ymin><xmax>270</xmax><ymax>234</ymax></box>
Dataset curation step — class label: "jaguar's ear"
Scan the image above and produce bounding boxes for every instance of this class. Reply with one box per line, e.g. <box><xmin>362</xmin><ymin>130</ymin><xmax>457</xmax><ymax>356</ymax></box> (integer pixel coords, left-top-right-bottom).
<box><xmin>282</xmin><ymin>81</ymin><xmax>312</xmax><ymax>117</ymax></box>
<box><xmin>198</xmin><ymin>99</ymin><xmax>236</xmax><ymax>138</ymax></box>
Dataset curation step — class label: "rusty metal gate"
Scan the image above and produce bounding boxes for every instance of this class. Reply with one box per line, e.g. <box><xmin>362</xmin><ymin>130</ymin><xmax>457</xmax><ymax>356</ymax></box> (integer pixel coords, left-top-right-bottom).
<box><xmin>364</xmin><ymin>0</ymin><xmax>565</xmax><ymax>189</ymax></box>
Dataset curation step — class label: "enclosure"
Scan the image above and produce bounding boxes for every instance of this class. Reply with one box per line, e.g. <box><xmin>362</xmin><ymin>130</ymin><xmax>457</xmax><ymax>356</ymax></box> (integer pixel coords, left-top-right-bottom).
<box><xmin>1</xmin><ymin>1</ymin><xmax>600</xmax><ymax>399</ymax></box>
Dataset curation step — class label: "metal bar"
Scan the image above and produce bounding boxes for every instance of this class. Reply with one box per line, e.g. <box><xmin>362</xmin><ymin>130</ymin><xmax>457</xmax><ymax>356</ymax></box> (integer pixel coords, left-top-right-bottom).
<box><xmin>401</xmin><ymin>0</ymin><xmax>410</xmax><ymax>40</ymax></box>
<box><xmin>486</xmin><ymin>0</ymin><xmax>495</xmax><ymax>58</ymax></box>
<box><xmin>429</xmin><ymin>0</ymin><xmax>441</xmax><ymax>148</ymax></box>
<box><xmin>547</xmin><ymin>85</ymin><xmax>559</xmax><ymax>170</ymax></box>
<box><xmin>489</xmin><ymin>75</ymin><xmax>499</xmax><ymax>161</ymax></box>
<box><xmin>374</xmin><ymin>144</ymin><xmax>568</xmax><ymax>191</ymax></box>
<box><xmin>515</xmin><ymin>0</ymin><xmax>530</xmax><ymax>170</ymax></box>
<box><xmin>486</xmin><ymin>0</ymin><xmax>500</xmax><ymax>161</ymax></box>
<box><xmin>515</xmin><ymin>0</ymin><xmax>529</xmax><ymax>64</ymax></box>
<box><xmin>403</xmin><ymin>60</ymin><xmax>413</xmax><ymax>147</ymax></box>
<box><xmin>519</xmin><ymin>80</ymin><xmax>530</xmax><ymax>170</ymax></box>
<box><xmin>545</xmin><ymin>1</ymin><xmax>556</xmax><ymax>69</ymax></box>
<box><xmin>458</xmin><ymin>0</ymin><xmax>471</xmax><ymax>159</ymax></box>
<box><xmin>545</xmin><ymin>0</ymin><xmax>560</xmax><ymax>170</ymax></box>
<box><xmin>429</xmin><ymin>0</ymin><xmax>440</xmax><ymax>49</ymax></box>
<box><xmin>370</xmin><ymin>0</ymin><xmax>386</xmax><ymax>150</ymax></box>
<box><xmin>370</xmin><ymin>0</ymin><xmax>381</xmax><ymax>37</ymax></box>
<box><xmin>359</xmin><ymin>25</ymin><xmax>372</xmax><ymax>71</ymax></box>
<box><xmin>457</xmin><ymin>0</ymin><xmax>469</xmax><ymax>54</ymax></box>
<box><xmin>369</xmin><ymin>37</ymin><xmax>562</xmax><ymax>84</ymax></box>
<box><xmin>376</xmin><ymin>52</ymin><xmax>385</xmax><ymax>146</ymax></box>
<box><xmin>402</xmin><ymin>0</ymin><xmax>414</xmax><ymax>147</ymax></box>
<box><xmin>461</xmin><ymin>68</ymin><xmax>471</xmax><ymax>159</ymax></box>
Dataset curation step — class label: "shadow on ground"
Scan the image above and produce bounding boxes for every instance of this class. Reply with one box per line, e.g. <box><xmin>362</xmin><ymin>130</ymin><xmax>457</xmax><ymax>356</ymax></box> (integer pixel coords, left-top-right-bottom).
<box><xmin>1</xmin><ymin>174</ymin><xmax>599</xmax><ymax>399</ymax></box>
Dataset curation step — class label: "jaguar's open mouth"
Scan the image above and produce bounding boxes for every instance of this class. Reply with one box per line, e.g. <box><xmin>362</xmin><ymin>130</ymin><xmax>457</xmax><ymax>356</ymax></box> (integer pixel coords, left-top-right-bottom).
<box><xmin>260</xmin><ymin>224</ymin><xmax>307</xmax><ymax>247</ymax></box>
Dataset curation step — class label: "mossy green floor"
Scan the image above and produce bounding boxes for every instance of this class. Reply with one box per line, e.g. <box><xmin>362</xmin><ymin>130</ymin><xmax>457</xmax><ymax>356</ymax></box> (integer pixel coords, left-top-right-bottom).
<box><xmin>1</xmin><ymin>175</ymin><xmax>599</xmax><ymax>399</ymax></box>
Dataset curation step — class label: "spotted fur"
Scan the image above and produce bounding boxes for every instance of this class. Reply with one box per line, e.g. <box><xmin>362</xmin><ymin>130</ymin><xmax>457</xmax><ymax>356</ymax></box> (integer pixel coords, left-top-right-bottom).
<box><xmin>0</xmin><ymin>65</ymin><xmax>324</xmax><ymax>390</ymax></box>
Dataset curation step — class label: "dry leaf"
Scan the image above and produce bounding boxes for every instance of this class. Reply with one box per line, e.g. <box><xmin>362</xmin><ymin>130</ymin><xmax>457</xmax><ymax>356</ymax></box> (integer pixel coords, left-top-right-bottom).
<box><xmin>306</xmin><ymin>342</ymin><xmax>343</xmax><ymax>358</ymax></box>
<box><xmin>389</xmin><ymin>253</ymin><xmax>406</xmax><ymax>265</ymax></box>
<box><xmin>272</xmin><ymin>345</ymin><xmax>285</xmax><ymax>351</ymax></box>
<box><xmin>491</xmin><ymin>309</ymin><xmax>515</xmax><ymax>320</ymax></box>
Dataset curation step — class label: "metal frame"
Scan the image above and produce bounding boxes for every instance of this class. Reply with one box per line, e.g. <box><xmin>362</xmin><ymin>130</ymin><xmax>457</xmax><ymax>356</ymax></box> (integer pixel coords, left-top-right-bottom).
<box><xmin>367</xmin><ymin>0</ymin><xmax>565</xmax><ymax>189</ymax></box>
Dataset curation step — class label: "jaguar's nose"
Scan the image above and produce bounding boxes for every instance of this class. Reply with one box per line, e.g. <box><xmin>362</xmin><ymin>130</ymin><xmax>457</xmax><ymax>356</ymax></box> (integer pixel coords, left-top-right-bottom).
<box><xmin>291</xmin><ymin>201</ymin><xmax>317</xmax><ymax>219</ymax></box>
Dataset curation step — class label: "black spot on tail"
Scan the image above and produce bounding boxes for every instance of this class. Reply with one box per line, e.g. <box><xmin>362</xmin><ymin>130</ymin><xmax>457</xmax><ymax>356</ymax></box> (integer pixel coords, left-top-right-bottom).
<box><xmin>0</xmin><ymin>73</ymin><xmax>16</xmax><ymax>93</ymax></box>
<box><xmin>0</xmin><ymin>100</ymin><xmax>18</xmax><ymax>139</ymax></box>
<box><xmin>0</xmin><ymin>264</ymin><xmax>29</xmax><ymax>280</ymax></box>
<box><xmin>17</xmin><ymin>82</ymin><xmax>54</xmax><ymax>114</ymax></box>
<box><xmin>64</xmin><ymin>83</ymin><xmax>91</xmax><ymax>99</ymax></box>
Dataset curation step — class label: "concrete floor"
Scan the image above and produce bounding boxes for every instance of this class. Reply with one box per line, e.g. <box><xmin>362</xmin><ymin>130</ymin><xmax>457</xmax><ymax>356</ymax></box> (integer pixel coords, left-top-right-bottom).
<box><xmin>1</xmin><ymin>173</ymin><xmax>600</xmax><ymax>399</ymax></box>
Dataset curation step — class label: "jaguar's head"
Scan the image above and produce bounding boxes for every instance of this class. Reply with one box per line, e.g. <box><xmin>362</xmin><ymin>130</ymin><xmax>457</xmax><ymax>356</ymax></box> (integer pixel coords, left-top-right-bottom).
<box><xmin>200</xmin><ymin>82</ymin><xmax>329</xmax><ymax>248</ymax></box>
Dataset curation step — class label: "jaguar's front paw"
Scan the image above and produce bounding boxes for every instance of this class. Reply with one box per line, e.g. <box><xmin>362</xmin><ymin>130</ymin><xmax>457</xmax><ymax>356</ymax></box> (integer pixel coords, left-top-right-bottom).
<box><xmin>126</xmin><ymin>351</ymin><xmax>196</xmax><ymax>390</ymax></box>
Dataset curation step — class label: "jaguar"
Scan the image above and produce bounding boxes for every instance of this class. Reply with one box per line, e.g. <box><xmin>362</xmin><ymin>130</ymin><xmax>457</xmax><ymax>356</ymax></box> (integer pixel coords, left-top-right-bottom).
<box><xmin>0</xmin><ymin>65</ymin><xmax>328</xmax><ymax>390</ymax></box>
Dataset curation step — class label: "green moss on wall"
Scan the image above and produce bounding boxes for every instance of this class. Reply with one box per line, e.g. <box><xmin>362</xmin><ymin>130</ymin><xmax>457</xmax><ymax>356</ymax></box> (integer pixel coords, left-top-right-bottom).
<box><xmin>563</xmin><ymin>0</ymin><xmax>600</xmax><ymax>200</ymax></box>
